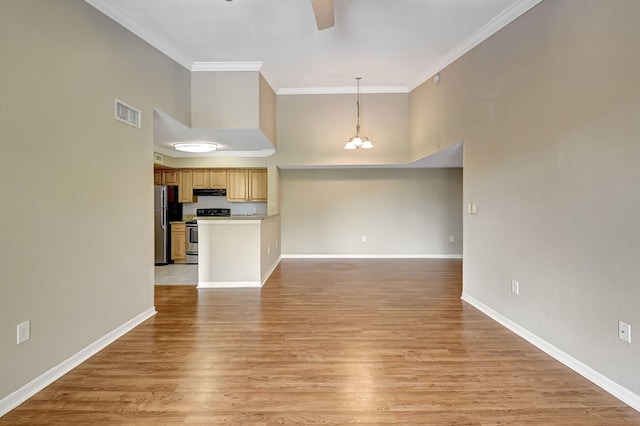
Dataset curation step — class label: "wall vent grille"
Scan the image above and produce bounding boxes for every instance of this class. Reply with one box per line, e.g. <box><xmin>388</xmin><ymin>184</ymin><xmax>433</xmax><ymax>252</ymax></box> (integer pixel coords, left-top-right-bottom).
<box><xmin>154</xmin><ymin>153</ymin><xmax>164</xmax><ymax>163</ymax></box>
<box><xmin>115</xmin><ymin>99</ymin><xmax>141</xmax><ymax>128</ymax></box>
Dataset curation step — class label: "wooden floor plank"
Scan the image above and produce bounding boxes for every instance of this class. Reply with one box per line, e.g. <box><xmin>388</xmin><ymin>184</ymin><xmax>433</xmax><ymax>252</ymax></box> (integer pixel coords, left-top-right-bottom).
<box><xmin>2</xmin><ymin>259</ymin><xmax>639</xmax><ymax>424</ymax></box>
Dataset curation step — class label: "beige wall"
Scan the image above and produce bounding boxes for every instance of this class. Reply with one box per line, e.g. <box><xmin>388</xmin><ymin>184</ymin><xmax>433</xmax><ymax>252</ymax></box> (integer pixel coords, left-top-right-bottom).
<box><xmin>280</xmin><ymin>168</ymin><xmax>463</xmax><ymax>256</ymax></box>
<box><xmin>259</xmin><ymin>74</ymin><xmax>277</xmax><ymax>146</ymax></box>
<box><xmin>191</xmin><ymin>71</ymin><xmax>259</xmax><ymax>129</ymax></box>
<box><xmin>260</xmin><ymin>215</ymin><xmax>282</xmax><ymax>281</ymax></box>
<box><xmin>413</xmin><ymin>0</ymin><xmax>640</xmax><ymax>394</ymax></box>
<box><xmin>267</xmin><ymin>157</ymin><xmax>280</xmax><ymax>215</ymax></box>
<box><xmin>409</xmin><ymin>70</ymin><xmax>470</xmax><ymax>162</ymax></box>
<box><xmin>275</xmin><ymin>93</ymin><xmax>410</xmax><ymax>167</ymax></box>
<box><xmin>0</xmin><ymin>0</ymin><xmax>190</xmax><ymax>400</ymax></box>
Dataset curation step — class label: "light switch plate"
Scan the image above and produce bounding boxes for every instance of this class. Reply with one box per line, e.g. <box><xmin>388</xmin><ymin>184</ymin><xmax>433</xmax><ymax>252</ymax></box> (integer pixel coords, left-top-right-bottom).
<box><xmin>17</xmin><ymin>321</ymin><xmax>30</xmax><ymax>345</ymax></box>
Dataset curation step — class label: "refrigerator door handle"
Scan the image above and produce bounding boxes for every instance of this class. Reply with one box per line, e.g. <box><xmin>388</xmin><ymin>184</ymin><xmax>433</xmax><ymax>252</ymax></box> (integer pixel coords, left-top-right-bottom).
<box><xmin>161</xmin><ymin>210</ymin><xmax>166</xmax><ymax>229</ymax></box>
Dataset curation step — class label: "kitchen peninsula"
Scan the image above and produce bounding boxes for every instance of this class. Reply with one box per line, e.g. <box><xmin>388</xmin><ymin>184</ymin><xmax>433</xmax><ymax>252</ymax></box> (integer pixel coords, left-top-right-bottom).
<box><xmin>197</xmin><ymin>215</ymin><xmax>281</xmax><ymax>288</ymax></box>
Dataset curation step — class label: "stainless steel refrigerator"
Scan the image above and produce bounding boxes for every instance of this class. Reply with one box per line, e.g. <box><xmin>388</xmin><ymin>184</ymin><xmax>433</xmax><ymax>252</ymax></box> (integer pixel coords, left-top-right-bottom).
<box><xmin>154</xmin><ymin>185</ymin><xmax>182</xmax><ymax>265</ymax></box>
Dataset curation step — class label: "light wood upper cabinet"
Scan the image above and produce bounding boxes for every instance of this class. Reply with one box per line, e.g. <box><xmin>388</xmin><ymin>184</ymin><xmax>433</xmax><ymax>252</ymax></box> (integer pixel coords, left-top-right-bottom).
<box><xmin>226</xmin><ymin>169</ymin><xmax>248</xmax><ymax>202</ymax></box>
<box><xmin>154</xmin><ymin>169</ymin><xmax>179</xmax><ymax>185</ymax></box>
<box><xmin>192</xmin><ymin>169</ymin><xmax>227</xmax><ymax>189</ymax></box>
<box><xmin>171</xmin><ymin>222</ymin><xmax>186</xmax><ymax>263</ymax></box>
<box><xmin>162</xmin><ymin>169</ymin><xmax>179</xmax><ymax>186</ymax></box>
<box><xmin>154</xmin><ymin>167</ymin><xmax>259</xmax><ymax>203</ymax></box>
<box><xmin>249</xmin><ymin>169</ymin><xmax>268</xmax><ymax>202</ymax></box>
<box><xmin>209</xmin><ymin>169</ymin><xmax>227</xmax><ymax>189</ymax></box>
<box><xmin>178</xmin><ymin>169</ymin><xmax>194</xmax><ymax>203</ymax></box>
<box><xmin>191</xmin><ymin>169</ymin><xmax>209</xmax><ymax>189</ymax></box>
<box><xmin>226</xmin><ymin>168</ymin><xmax>267</xmax><ymax>202</ymax></box>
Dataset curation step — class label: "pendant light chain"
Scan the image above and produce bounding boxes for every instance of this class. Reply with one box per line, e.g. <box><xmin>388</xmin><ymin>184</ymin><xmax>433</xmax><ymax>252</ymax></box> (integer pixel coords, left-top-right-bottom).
<box><xmin>344</xmin><ymin>76</ymin><xmax>373</xmax><ymax>150</ymax></box>
<box><xmin>356</xmin><ymin>77</ymin><xmax>361</xmax><ymax>136</ymax></box>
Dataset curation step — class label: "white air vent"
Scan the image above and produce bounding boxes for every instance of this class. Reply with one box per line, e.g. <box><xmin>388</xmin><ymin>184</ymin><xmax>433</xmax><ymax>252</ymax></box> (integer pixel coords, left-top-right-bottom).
<box><xmin>115</xmin><ymin>99</ymin><xmax>141</xmax><ymax>128</ymax></box>
<box><xmin>154</xmin><ymin>153</ymin><xmax>164</xmax><ymax>163</ymax></box>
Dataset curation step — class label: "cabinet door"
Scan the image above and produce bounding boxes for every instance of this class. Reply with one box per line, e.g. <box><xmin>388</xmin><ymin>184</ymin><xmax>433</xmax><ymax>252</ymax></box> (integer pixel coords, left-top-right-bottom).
<box><xmin>178</xmin><ymin>169</ymin><xmax>193</xmax><ymax>203</ymax></box>
<box><xmin>249</xmin><ymin>169</ymin><xmax>268</xmax><ymax>202</ymax></box>
<box><xmin>209</xmin><ymin>169</ymin><xmax>227</xmax><ymax>189</ymax></box>
<box><xmin>153</xmin><ymin>170</ymin><xmax>162</xmax><ymax>185</ymax></box>
<box><xmin>226</xmin><ymin>169</ymin><xmax>248</xmax><ymax>202</ymax></box>
<box><xmin>171</xmin><ymin>224</ymin><xmax>186</xmax><ymax>262</ymax></box>
<box><xmin>192</xmin><ymin>169</ymin><xmax>209</xmax><ymax>189</ymax></box>
<box><xmin>162</xmin><ymin>169</ymin><xmax>179</xmax><ymax>185</ymax></box>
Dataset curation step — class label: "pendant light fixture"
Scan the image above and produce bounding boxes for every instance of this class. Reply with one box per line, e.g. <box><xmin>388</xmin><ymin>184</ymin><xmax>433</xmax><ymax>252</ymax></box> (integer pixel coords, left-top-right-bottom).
<box><xmin>344</xmin><ymin>77</ymin><xmax>373</xmax><ymax>150</ymax></box>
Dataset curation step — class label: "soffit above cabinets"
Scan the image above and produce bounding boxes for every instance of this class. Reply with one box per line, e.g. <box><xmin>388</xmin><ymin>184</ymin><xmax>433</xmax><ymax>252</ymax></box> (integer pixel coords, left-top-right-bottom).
<box><xmin>153</xmin><ymin>109</ymin><xmax>275</xmax><ymax>158</ymax></box>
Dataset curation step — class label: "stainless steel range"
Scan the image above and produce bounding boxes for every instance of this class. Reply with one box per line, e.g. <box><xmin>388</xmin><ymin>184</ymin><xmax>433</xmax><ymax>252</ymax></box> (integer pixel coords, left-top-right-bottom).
<box><xmin>184</xmin><ymin>208</ymin><xmax>231</xmax><ymax>264</ymax></box>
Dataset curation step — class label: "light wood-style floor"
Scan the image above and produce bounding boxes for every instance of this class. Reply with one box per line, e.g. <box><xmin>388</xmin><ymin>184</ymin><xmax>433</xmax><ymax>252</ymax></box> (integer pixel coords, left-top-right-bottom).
<box><xmin>3</xmin><ymin>259</ymin><xmax>639</xmax><ymax>424</ymax></box>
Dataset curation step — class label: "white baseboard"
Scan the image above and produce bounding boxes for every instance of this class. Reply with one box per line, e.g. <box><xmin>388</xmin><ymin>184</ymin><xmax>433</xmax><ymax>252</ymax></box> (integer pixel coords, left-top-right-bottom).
<box><xmin>0</xmin><ymin>307</ymin><xmax>157</xmax><ymax>417</ymax></box>
<box><xmin>461</xmin><ymin>292</ymin><xmax>640</xmax><ymax>412</ymax></box>
<box><xmin>282</xmin><ymin>254</ymin><xmax>463</xmax><ymax>259</ymax></box>
<box><xmin>197</xmin><ymin>257</ymin><xmax>282</xmax><ymax>289</ymax></box>
<box><xmin>261</xmin><ymin>256</ymin><xmax>282</xmax><ymax>286</ymax></box>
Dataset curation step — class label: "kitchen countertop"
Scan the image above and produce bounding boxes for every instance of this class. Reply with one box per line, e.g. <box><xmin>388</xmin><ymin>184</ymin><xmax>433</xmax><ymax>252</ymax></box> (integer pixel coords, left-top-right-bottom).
<box><xmin>196</xmin><ymin>214</ymin><xmax>279</xmax><ymax>221</ymax></box>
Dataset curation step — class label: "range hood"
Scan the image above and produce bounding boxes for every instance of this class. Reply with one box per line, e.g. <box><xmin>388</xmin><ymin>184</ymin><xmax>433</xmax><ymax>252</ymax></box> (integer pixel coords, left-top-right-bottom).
<box><xmin>193</xmin><ymin>188</ymin><xmax>226</xmax><ymax>196</ymax></box>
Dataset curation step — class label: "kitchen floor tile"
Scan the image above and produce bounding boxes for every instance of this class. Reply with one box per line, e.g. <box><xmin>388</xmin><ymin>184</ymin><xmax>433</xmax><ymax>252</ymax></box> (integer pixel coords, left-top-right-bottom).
<box><xmin>154</xmin><ymin>264</ymin><xmax>197</xmax><ymax>285</ymax></box>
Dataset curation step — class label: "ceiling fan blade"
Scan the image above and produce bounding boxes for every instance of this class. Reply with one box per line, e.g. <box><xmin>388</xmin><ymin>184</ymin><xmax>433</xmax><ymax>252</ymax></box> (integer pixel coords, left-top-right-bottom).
<box><xmin>311</xmin><ymin>0</ymin><xmax>334</xmax><ymax>30</ymax></box>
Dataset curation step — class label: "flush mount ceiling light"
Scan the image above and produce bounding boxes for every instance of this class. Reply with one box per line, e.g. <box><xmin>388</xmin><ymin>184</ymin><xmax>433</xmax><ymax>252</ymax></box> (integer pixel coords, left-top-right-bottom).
<box><xmin>344</xmin><ymin>77</ymin><xmax>373</xmax><ymax>150</ymax></box>
<box><xmin>172</xmin><ymin>142</ymin><xmax>218</xmax><ymax>153</ymax></box>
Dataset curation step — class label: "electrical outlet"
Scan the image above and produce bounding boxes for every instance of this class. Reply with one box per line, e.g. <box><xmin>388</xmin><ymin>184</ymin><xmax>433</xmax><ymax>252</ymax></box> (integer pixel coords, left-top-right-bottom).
<box><xmin>361</xmin><ymin>236</ymin><xmax>367</xmax><ymax>243</ymax></box>
<box><xmin>511</xmin><ymin>280</ymin><xmax>519</xmax><ymax>295</ymax></box>
<box><xmin>17</xmin><ymin>321</ymin><xmax>30</xmax><ymax>345</ymax></box>
<box><xmin>618</xmin><ymin>321</ymin><xmax>631</xmax><ymax>343</ymax></box>
<box><xmin>449</xmin><ymin>236</ymin><xmax>455</xmax><ymax>243</ymax></box>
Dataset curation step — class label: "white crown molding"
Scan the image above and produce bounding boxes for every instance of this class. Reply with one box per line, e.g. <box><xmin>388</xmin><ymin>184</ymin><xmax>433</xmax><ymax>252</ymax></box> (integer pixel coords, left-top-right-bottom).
<box><xmin>277</xmin><ymin>86</ymin><xmax>409</xmax><ymax>95</ymax></box>
<box><xmin>86</xmin><ymin>0</ymin><xmax>543</xmax><ymax>94</ymax></box>
<box><xmin>461</xmin><ymin>293</ymin><xmax>640</xmax><ymax>412</ymax></box>
<box><xmin>408</xmin><ymin>0</ymin><xmax>545</xmax><ymax>91</ymax></box>
<box><xmin>0</xmin><ymin>307</ymin><xmax>156</xmax><ymax>417</ymax></box>
<box><xmin>84</xmin><ymin>0</ymin><xmax>193</xmax><ymax>69</ymax></box>
<box><xmin>191</xmin><ymin>62</ymin><xmax>264</xmax><ymax>72</ymax></box>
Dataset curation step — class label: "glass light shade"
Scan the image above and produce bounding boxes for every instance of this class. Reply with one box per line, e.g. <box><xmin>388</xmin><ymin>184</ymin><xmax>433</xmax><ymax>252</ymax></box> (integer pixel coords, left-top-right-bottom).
<box><xmin>360</xmin><ymin>138</ymin><xmax>373</xmax><ymax>149</ymax></box>
<box><xmin>173</xmin><ymin>142</ymin><xmax>218</xmax><ymax>153</ymax></box>
<box><xmin>345</xmin><ymin>136</ymin><xmax>361</xmax><ymax>150</ymax></box>
<box><xmin>344</xmin><ymin>141</ymin><xmax>357</xmax><ymax>149</ymax></box>
<box><xmin>344</xmin><ymin>136</ymin><xmax>373</xmax><ymax>150</ymax></box>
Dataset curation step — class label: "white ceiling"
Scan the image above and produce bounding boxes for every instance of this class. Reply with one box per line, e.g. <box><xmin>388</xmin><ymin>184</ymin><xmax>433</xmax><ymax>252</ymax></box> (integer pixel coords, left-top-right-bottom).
<box><xmin>85</xmin><ymin>0</ymin><xmax>541</xmax><ymax>165</ymax></box>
